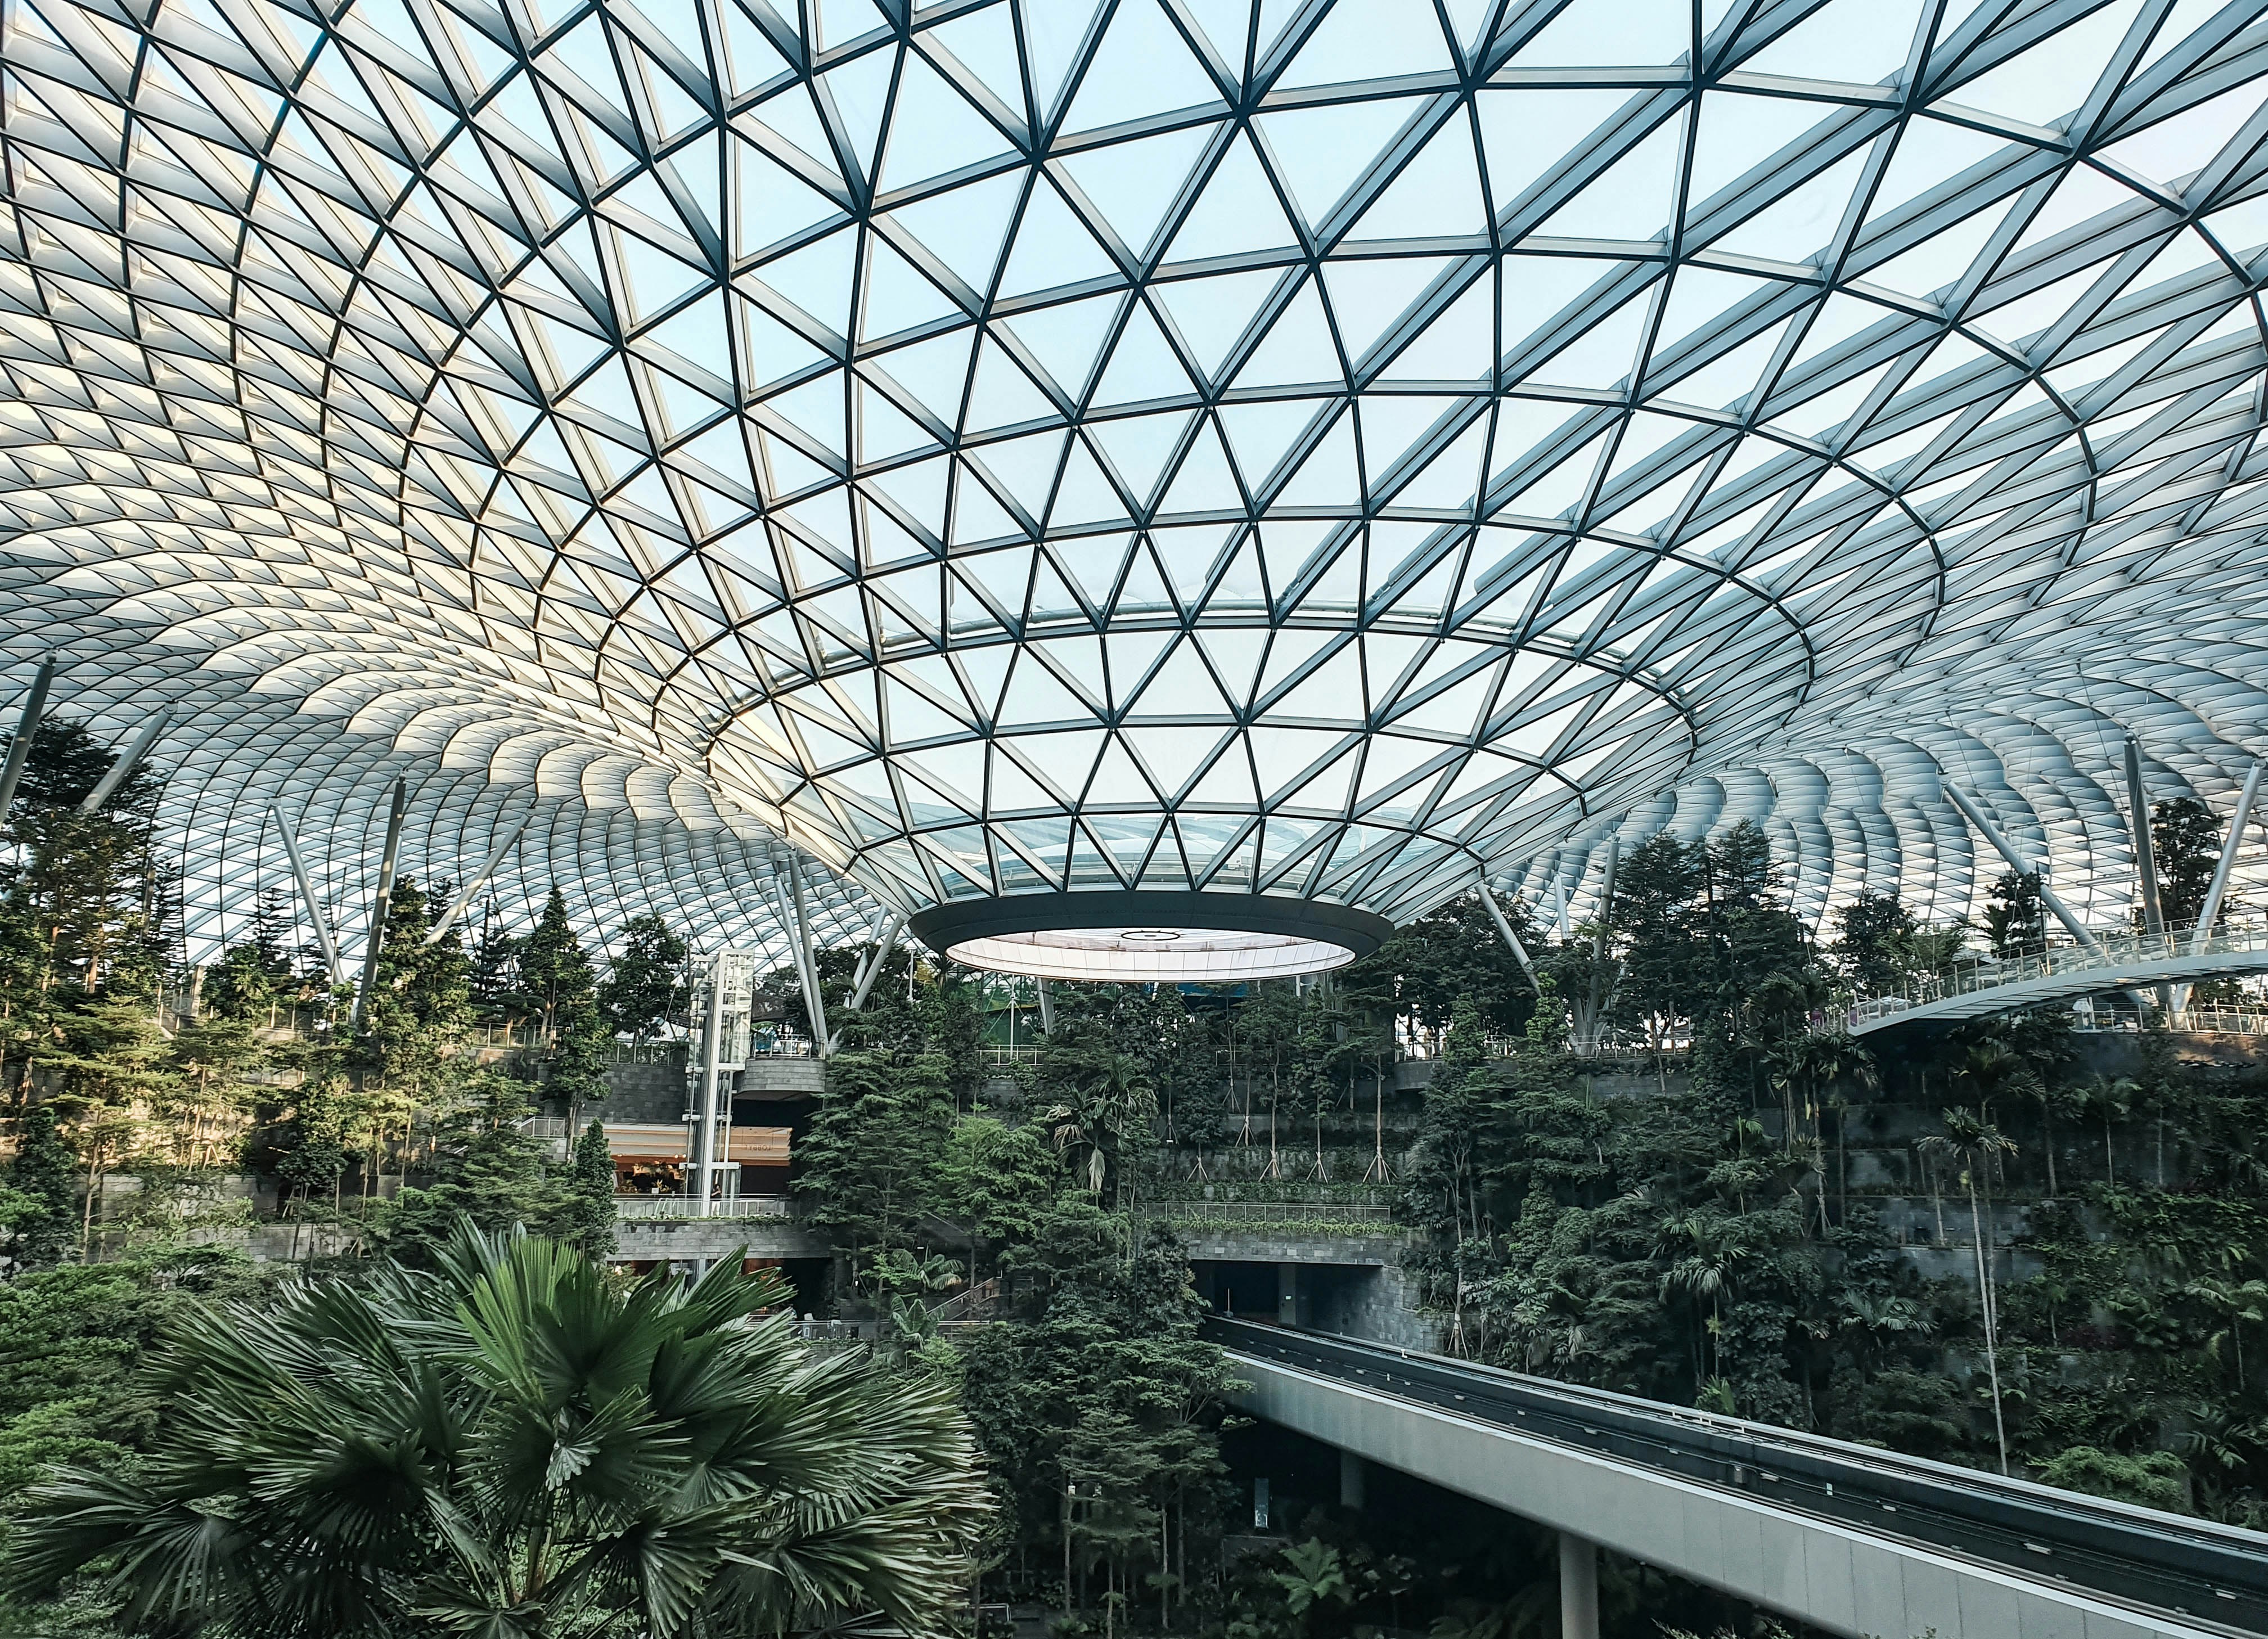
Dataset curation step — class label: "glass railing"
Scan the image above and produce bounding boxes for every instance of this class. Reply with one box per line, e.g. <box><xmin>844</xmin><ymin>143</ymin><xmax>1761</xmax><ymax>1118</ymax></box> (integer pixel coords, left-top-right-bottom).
<box><xmin>1847</xmin><ymin>921</ymin><xmax>2268</xmax><ymax>1026</ymax></box>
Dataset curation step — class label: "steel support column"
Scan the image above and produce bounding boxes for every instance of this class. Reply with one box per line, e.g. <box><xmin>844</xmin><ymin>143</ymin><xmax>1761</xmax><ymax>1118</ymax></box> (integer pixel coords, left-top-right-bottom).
<box><xmin>424</xmin><ymin>807</ymin><xmax>536</xmax><ymax>946</ymax></box>
<box><xmin>352</xmin><ymin>780</ymin><xmax>408</xmax><ymax>1026</ymax></box>
<box><xmin>0</xmin><ymin>661</ymin><xmax>56</xmax><ymax>817</ymax></box>
<box><xmin>829</xmin><ymin>908</ymin><xmax>907</xmax><ymax>1052</ymax></box>
<box><xmin>691</xmin><ymin>951</ymin><xmax>726</xmax><ymax>1219</ymax></box>
<box><xmin>1475</xmin><ymin>883</ymin><xmax>1541</xmax><ymax>990</ymax></box>
<box><xmin>2124</xmin><ymin>738</ymin><xmax>2174</xmax><ymax>1018</ymax></box>
<box><xmin>2173</xmin><ymin>761</ymin><xmax>2261</xmax><ymax>1019</ymax></box>
<box><xmin>1943</xmin><ymin>785</ymin><xmax>2105</xmax><ymax>954</ymax></box>
<box><xmin>1559</xmin><ymin>1534</ymin><xmax>1599</xmax><ymax>1639</ymax></box>
<box><xmin>788</xmin><ymin>855</ymin><xmax>829</xmax><ymax>1057</ymax></box>
<box><xmin>1339</xmin><ymin>1450</ymin><xmax>1365</xmax><ymax>1511</ymax></box>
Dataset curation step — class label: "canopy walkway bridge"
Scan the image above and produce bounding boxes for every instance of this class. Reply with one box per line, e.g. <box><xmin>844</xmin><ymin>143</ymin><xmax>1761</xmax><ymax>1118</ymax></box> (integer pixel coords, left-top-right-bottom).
<box><xmin>1845</xmin><ymin>924</ymin><xmax>2268</xmax><ymax>1034</ymax></box>
<box><xmin>1213</xmin><ymin>1318</ymin><xmax>2268</xmax><ymax>1639</ymax></box>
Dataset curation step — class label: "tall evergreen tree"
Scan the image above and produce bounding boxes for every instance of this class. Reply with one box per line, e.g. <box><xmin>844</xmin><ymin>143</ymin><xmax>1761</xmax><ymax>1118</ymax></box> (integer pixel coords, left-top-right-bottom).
<box><xmin>376</xmin><ymin>1073</ymin><xmax>586</xmax><ymax>1265</ymax></box>
<box><xmin>957</xmin><ymin>1199</ymin><xmax>1232</xmax><ymax>1631</ymax></box>
<box><xmin>201</xmin><ymin>887</ymin><xmax>300</xmax><ymax>1024</ymax></box>
<box><xmin>597</xmin><ymin>913</ymin><xmax>687</xmax><ymax>1040</ymax></box>
<box><xmin>515</xmin><ymin>888</ymin><xmax>609</xmax><ymax>1119</ymax></box>
<box><xmin>795</xmin><ymin>1049</ymin><xmax>953</xmax><ymax>1294</ymax></box>
<box><xmin>2150</xmin><ymin>795</ymin><xmax>2220</xmax><ymax>929</ymax></box>
<box><xmin>557</xmin><ymin>1118</ymin><xmax>616</xmax><ymax>1259</ymax></box>
<box><xmin>1984</xmin><ymin>870</ymin><xmax>2048</xmax><ymax>957</ymax></box>
<box><xmin>3</xmin><ymin>720</ymin><xmax>172</xmax><ymax>999</ymax></box>
<box><xmin>1</xmin><ymin>1104</ymin><xmax>79</xmax><ymax>1269</ymax></box>
<box><xmin>1833</xmin><ymin>891</ymin><xmax>1917</xmax><ymax>996</ymax></box>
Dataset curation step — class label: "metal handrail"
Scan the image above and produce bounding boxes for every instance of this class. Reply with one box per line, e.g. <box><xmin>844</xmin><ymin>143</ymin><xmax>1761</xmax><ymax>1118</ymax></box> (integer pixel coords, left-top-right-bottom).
<box><xmin>612</xmin><ymin>1194</ymin><xmax>793</xmax><ymax>1221</ymax></box>
<box><xmin>1848</xmin><ymin>920</ymin><xmax>2268</xmax><ymax>1027</ymax></box>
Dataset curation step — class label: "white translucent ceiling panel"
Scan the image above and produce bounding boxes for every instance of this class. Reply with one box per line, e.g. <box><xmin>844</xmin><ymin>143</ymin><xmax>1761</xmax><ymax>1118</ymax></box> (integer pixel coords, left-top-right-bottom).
<box><xmin>1</xmin><ymin>0</ymin><xmax>2265</xmax><ymax>975</ymax></box>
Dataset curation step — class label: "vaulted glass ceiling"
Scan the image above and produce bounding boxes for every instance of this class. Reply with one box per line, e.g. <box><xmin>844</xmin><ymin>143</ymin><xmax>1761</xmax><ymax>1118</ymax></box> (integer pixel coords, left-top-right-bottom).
<box><xmin>2</xmin><ymin>0</ymin><xmax>2266</xmax><ymax>975</ymax></box>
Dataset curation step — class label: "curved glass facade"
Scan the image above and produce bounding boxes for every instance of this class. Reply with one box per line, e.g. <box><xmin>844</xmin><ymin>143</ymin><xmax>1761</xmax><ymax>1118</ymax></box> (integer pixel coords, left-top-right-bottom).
<box><xmin>1</xmin><ymin>0</ymin><xmax>2265</xmax><ymax>972</ymax></box>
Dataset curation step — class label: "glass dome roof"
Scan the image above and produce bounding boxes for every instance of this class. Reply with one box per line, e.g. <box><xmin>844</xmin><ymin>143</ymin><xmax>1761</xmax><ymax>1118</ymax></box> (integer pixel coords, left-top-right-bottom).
<box><xmin>2</xmin><ymin>0</ymin><xmax>2266</xmax><ymax>975</ymax></box>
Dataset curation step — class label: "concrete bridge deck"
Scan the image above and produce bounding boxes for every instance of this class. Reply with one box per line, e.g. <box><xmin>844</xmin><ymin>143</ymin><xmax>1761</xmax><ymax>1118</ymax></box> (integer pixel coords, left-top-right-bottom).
<box><xmin>1215</xmin><ymin>1319</ymin><xmax>2266</xmax><ymax>1639</ymax></box>
<box><xmin>1847</xmin><ymin>924</ymin><xmax>2268</xmax><ymax>1034</ymax></box>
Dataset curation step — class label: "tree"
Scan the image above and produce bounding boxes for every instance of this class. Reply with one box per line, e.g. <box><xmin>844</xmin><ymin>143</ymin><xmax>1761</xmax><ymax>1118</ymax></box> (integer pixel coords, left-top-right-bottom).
<box><xmin>7</xmin><ymin>1227</ymin><xmax>988</xmax><ymax>1639</ymax></box>
<box><xmin>1042</xmin><ymin>1047</ymin><xmax>1156</xmax><ymax>1205</ymax></box>
<box><xmin>956</xmin><ymin>1199</ymin><xmax>1232</xmax><ymax>1633</ymax></box>
<box><xmin>1610</xmin><ymin>834</ymin><xmax>1702</xmax><ymax>1072</ymax></box>
<box><xmin>1920</xmin><ymin>1107</ymin><xmax>2018</xmax><ymax>1475</ymax></box>
<box><xmin>375</xmin><ymin>1074</ymin><xmax>584</xmax><ymax>1264</ymax></box>
<box><xmin>0</xmin><ymin>1253</ymin><xmax>267</xmax><ymax>1503</ymax></box>
<box><xmin>1405</xmin><ymin>996</ymin><xmax>1497</xmax><ymax>1351</ymax></box>
<box><xmin>346</xmin><ymin>873</ymin><xmax>474</xmax><ymax>1199</ymax></box>
<box><xmin>794</xmin><ymin>1050</ymin><xmax>953</xmax><ymax>1295</ymax></box>
<box><xmin>2</xmin><ymin>719</ymin><xmax>173</xmax><ymax>1000</ymax></box>
<box><xmin>201</xmin><ymin>887</ymin><xmax>299</xmax><ymax>1024</ymax></box>
<box><xmin>598</xmin><ymin>913</ymin><xmax>688</xmax><ymax>1040</ymax></box>
<box><xmin>1</xmin><ymin>1105</ymin><xmax>79</xmax><ymax>1270</ymax></box>
<box><xmin>2034</xmin><ymin>1446</ymin><xmax>2193</xmax><ymax>1514</ymax></box>
<box><xmin>1983</xmin><ymin>871</ymin><xmax>2046</xmax><ymax>958</ymax></box>
<box><xmin>272</xmin><ymin>1066</ymin><xmax>351</xmax><ymax>1229</ymax></box>
<box><xmin>1348</xmin><ymin>896</ymin><xmax>1536</xmax><ymax>1039</ymax></box>
<box><xmin>1833</xmin><ymin>891</ymin><xmax>1915</xmax><ymax>996</ymax></box>
<box><xmin>161</xmin><ymin>1016</ymin><xmax>264</xmax><ymax>1168</ymax></box>
<box><xmin>515</xmin><ymin>888</ymin><xmax>610</xmax><ymax>1122</ymax></box>
<box><xmin>39</xmin><ymin>999</ymin><xmax>173</xmax><ymax>1257</ymax></box>
<box><xmin>558</xmin><ymin>1118</ymin><xmax>616</xmax><ymax>1259</ymax></box>
<box><xmin>2150</xmin><ymin>796</ymin><xmax>2220</xmax><ymax>929</ymax></box>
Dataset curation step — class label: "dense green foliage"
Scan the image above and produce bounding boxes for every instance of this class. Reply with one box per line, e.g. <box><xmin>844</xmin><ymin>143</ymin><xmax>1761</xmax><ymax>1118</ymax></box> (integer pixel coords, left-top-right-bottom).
<box><xmin>8</xmin><ymin>1228</ymin><xmax>987</xmax><ymax>1639</ymax></box>
<box><xmin>2</xmin><ymin>714</ymin><xmax>2265</xmax><ymax>1636</ymax></box>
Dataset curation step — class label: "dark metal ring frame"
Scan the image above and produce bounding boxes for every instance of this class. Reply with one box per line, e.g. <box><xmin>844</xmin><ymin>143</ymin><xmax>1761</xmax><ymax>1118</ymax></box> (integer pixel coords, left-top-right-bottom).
<box><xmin>908</xmin><ymin>891</ymin><xmax>1396</xmax><ymax>960</ymax></box>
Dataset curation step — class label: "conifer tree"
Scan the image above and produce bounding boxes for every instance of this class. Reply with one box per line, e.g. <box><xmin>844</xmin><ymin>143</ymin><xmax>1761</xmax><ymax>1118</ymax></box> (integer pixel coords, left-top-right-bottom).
<box><xmin>1</xmin><ymin>1103</ymin><xmax>79</xmax><ymax>1268</ymax></box>
<box><xmin>516</xmin><ymin>888</ymin><xmax>609</xmax><ymax>1121</ymax></box>
<box><xmin>795</xmin><ymin>1050</ymin><xmax>953</xmax><ymax>1294</ymax></box>
<box><xmin>348</xmin><ymin>874</ymin><xmax>472</xmax><ymax>1199</ymax></box>
<box><xmin>598</xmin><ymin>913</ymin><xmax>687</xmax><ymax>1042</ymax></box>
<box><xmin>559</xmin><ymin>1118</ymin><xmax>616</xmax><ymax>1258</ymax></box>
<box><xmin>377</xmin><ymin>1073</ymin><xmax>581</xmax><ymax>1265</ymax></box>
<box><xmin>202</xmin><ymin>887</ymin><xmax>299</xmax><ymax>1024</ymax></box>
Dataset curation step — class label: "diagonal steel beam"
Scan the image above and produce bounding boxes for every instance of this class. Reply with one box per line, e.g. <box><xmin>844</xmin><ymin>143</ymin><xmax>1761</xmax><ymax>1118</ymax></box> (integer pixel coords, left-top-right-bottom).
<box><xmin>0</xmin><ymin>660</ymin><xmax>56</xmax><ymax>818</ymax></box>
<box><xmin>2172</xmin><ymin>759</ymin><xmax>2262</xmax><ymax>1019</ymax></box>
<box><xmin>424</xmin><ymin>806</ymin><xmax>536</xmax><ymax>947</ymax></box>
<box><xmin>79</xmin><ymin>707</ymin><xmax>172</xmax><ymax>813</ymax></box>
<box><xmin>352</xmin><ymin>780</ymin><xmax>409</xmax><ymax>1026</ymax></box>
<box><xmin>271</xmin><ymin>803</ymin><xmax>342</xmax><ymax>984</ymax></box>
<box><xmin>1476</xmin><ymin>882</ymin><xmax>1542</xmax><ymax>992</ymax></box>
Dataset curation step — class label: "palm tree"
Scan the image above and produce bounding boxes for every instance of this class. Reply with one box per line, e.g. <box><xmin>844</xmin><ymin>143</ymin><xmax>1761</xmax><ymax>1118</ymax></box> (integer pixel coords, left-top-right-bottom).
<box><xmin>6</xmin><ymin>1224</ymin><xmax>988</xmax><ymax>1639</ymax></box>
<box><xmin>2079</xmin><ymin>1074</ymin><xmax>2138</xmax><ymax>1185</ymax></box>
<box><xmin>1920</xmin><ymin>1107</ymin><xmax>2018</xmax><ymax>1475</ymax></box>
<box><xmin>2186</xmin><ymin>1277</ymin><xmax>2268</xmax><ymax>1391</ymax></box>
<box><xmin>1046</xmin><ymin>1050</ymin><xmax>1155</xmax><ymax>1205</ymax></box>
<box><xmin>1655</xmin><ymin>1209</ymin><xmax>1750</xmax><ymax>1385</ymax></box>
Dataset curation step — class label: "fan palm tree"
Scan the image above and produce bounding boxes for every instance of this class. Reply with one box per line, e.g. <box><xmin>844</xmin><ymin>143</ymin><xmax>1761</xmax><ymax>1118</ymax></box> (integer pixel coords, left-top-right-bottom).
<box><xmin>6</xmin><ymin>1224</ymin><xmax>988</xmax><ymax>1639</ymax></box>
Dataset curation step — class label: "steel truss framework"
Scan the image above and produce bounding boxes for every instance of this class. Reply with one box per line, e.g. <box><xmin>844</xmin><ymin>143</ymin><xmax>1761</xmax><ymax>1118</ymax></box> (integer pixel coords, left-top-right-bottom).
<box><xmin>1</xmin><ymin>0</ymin><xmax>2266</xmax><ymax>967</ymax></box>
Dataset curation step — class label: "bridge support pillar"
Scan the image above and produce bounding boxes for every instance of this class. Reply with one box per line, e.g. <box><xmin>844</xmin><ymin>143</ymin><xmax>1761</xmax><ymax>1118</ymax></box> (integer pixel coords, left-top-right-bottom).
<box><xmin>1338</xmin><ymin>1450</ymin><xmax>1364</xmax><ymax>1511</ymax></box>
<box><xmin>1559</xmin><ymin>1533</ymin><xmax>1598</xmax><ymax>1639</ymax></box>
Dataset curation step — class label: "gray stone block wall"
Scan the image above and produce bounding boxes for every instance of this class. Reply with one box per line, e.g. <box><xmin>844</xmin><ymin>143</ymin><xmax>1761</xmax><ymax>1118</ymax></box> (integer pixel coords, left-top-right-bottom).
<box><xmin>612</xmin><ymin>1218</ymin><xmax>830</xmax><ymax>1263</ymax></box>
<box><xmin>600</xmin><ymin>1055</ymin><xmax>687</xmax><ymax>1122</ymax></box>
<box><xmin>1315</xmin><ymin>1261</ymin><xmax>1445</xmax><ymax>1353</ymax></box>
<box><xmin>735</xmin><ymin>1059</ymin><xmax>826</xmax><ymax>1098</ymax></box>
